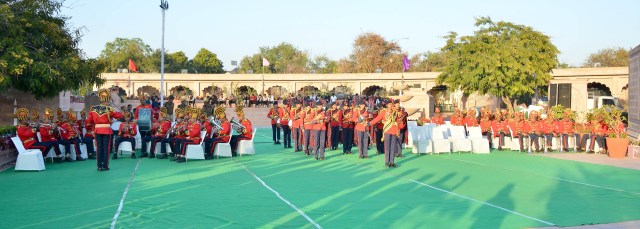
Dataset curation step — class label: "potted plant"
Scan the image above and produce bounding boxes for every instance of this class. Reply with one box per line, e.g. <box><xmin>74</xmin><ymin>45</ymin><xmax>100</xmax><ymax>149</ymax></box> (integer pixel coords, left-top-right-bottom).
<box><xmin>599</xmin><ymin>105</ymin><xmax>628</xmax><ymax>158</ymax></box>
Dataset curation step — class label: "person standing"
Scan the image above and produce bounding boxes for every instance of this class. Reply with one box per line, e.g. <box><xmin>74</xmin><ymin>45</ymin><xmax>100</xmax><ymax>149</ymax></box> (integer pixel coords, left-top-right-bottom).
<box><xmin>279</xmin><ymin>100</ymin><xmax>292</xmax><ymax>148</ymax></box>
<box><xmin>87</xmin><ymin>89</ymin><xmax>123</xmax><ymax>171</ymax></box>
<box><xmin>302</xmin><ymin>102</ymin><xmax>314</xmax><ymax>156</ymax></box>
<box><xmin>353</xmin><ymin>100</ymin><xmax>371</xmax><ymax>159</ymax></box>
<box><xmin>328</xmin><ymin>102</ymin><xmax>342</xmax><ymax>150</ymax></box>
<box><xmin>267</xmin><ymin>103</ymin><xmax>281</xmax><ymax>144</ymax></box>
<box><xmin>369</xmin><ymin>100</ymin><xmax>402</xmax><ymax>168</ymax></box>
<box><xmin>291</xmin><ymin>100</ymin><xmax>304</xmax><ymax>152</ymax></box>
<box><xmin>312</xmin><ymin>102</ymin><xmax>327</xmax><ymax>160</ymax></box>
<box><xmin>341</xmin><ymin>102</ymin><xmax>355</xmax><ymax>154</ymax></box>
<box><xmin>373</xmin><ymin>103</ymin><xmax>385</xmax><ymax>154</ymax></box>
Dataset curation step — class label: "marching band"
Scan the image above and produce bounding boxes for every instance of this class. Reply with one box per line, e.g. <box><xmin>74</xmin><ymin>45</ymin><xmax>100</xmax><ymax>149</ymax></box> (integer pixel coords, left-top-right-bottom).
<box><xmin>13</xmin><ymin>91</ymin><xmax>627</xmax><ymax>171</ymax></box>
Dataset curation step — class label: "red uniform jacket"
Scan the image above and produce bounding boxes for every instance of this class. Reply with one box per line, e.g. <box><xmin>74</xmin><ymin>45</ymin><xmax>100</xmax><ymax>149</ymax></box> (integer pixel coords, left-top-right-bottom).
<box><xmin>431</xmin><ymin>115</ymin><xmax>445</xmax><ymax>126</ymax></box>
<box><xmin>302</xmin><ymin>110</ymin><xmax>314</xmax><ymax>130</ymax></box>
<box><xmin>17</xmin><ymin>124</ymin><xmax>38</xmax><ymax>148</ymax></box>
<box><xmin>464</xmin><ymin>116</ymin><xmax>479</xmax><ymax>127</ymax></box>
<box><xmin>154</xmin><ymin>120</ymin><xmax>172</xmax><ymax>138</ymax></box>
<box><xmin>216</xmin><ymin>121</ymin><xmax>232</xmax><ymax>142</ymax></box>
<box><xmin>290</xmin><ymin>108</ymin><xmax>302</xmax><ymax>129</ymax></box>
<box><xmin>369</xmin><ymin>109</ymin><xmax>400</xmax><ymax>136</ymax></box>
<box><xmin>186</xmin><ymin>122</ymin><xmax>203</xmax><ymax>143</ymax></box>
<box><xmin>240</xmin><ymin>119</ymin><xmax>253</xmax><ymax>138</ymax></box>
<box><xmin>341</xmin><ymin>108</ymin><xmax>354</xmax><ymax>129</ymax></box>
<box><xmin>529</xmin><ymin>121</ymin><xmax>542</xmax><ymax>134</ymax></box>
<box><xmin>87</xmin><ymin>105</ymin><xmax>123</xmax><ymax>135</ymax></box>
<box><xmin>267</xmin><ymin>108</ymin><xmax>278</xmax><ymax>125</ymax></box>
<box><xmin>202</xmin><ymin>121</ymin><xmax>213</xmax><ymax>138</ymax></box>
<box><xmin>39</xmin><ymin>124</ymin><xmax>57</xmax><ymax>142</ymax></box>
<box><xmin>312</xmin><ymin>109</ymin><xmax>327</xmax><ymax>131</ymax></box>
<box><xmin>561</xmin><ymin>120</ymin><xmax>574</xmax><ymax>134</ymax></box>
<box><xmin>541</xmin><ymin>121</ymin><xmax>554</xmax><ymax>135</ymax></box>
<box><xmin>119</xmin><ymin>122</ymin><xmax>137</xmax><ymax>138</ymax></box>
<box><xmin>279</xmin><ymin>107</ymin><xmax>291</xmax><ymax>126</ymax></box>
<box><xmin>329</xmin><ymin>109</ymin><xmax>342</xmax><ymax>127</ymax></box>
<box><xmin>450</xmin><ymin>114</ymin><xmax>463</xmax><ymax>126</ymax></box>
<box><xmin>58</xmin><ymin>122</ymin><xmax>76</xmax><ymax>140</ymax></box>
<box><xmin>480</xmin><ymin>119</ymin><xmax>492</xmax><ymax>132</ymax></box>
<box><xmin>353</xmin><ymin>108</ymin><xmax>370</xmax><ymax>132</ymax></box>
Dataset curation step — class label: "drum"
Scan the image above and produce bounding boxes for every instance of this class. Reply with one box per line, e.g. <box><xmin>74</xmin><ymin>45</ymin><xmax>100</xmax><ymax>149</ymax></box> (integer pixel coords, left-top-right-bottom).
<box><xmin>111</xmin><ymin>121</ymin><xmax>121</xmax><ymax>131</ymax></box>
<box><xmin>137</xmin><ymin>108</ymin><xmax>152</xmax><ymax>132</ymax></box>
<box><xmin>288</xmin><ymin>119</ymin><xmax>293</xmax><ymax>126</ymax></box>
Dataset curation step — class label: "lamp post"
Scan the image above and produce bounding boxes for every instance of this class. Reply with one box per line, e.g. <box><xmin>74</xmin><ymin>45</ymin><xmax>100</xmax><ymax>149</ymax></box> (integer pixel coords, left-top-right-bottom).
<box><xmin>159</xmin><ymin>0</ymin><xmax>169</xmax><ymax>107</ymax></box>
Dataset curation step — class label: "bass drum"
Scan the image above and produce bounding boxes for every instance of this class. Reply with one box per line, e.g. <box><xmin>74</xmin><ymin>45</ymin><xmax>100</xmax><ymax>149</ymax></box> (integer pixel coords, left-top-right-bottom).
<box><xmin>288</xmin><ymin>119</ymin><xmax>292</xmax><ymax>126</ymax></box>
<box><xmin>111</xmin><ymin>121</ymin><xmax>121</xmax><ymax>131</ymax></box>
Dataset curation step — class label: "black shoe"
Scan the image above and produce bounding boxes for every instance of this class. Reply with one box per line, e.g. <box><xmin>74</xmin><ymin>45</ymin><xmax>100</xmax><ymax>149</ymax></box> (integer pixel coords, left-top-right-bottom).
<box><xmin>363</xmin><ymin>156</ymin><xmax>368</xmax><ymax>159</ymax></box>
<box><xmin>320</xmin><ymin>157</ymin><xmax>325</xmax><ymax>160</ymax></box>
<box><xmin>385</xmin><ymin>163</ymin><xmax>390</xmax><ymax>167</ymax></box>
<box><xmin>65</xmin><ymin>157</ymin><xmax>73</xmax><ymax>162</ymax></box>
<box><xmin>498</xmin><ymin>147</ymin><xmax>503</xmax><ymax>151</ymax></box>
<box><xmin>157</xmin><ymin>154</ymin><xmax>168</xmax><ymax>159</ymax></box>
<box><xmin>140</xmin><ymin>153</ymin><xmax>148</xmax><ymax>158</ymax></box>
<box><xmin>54</xmin><ymin>157</ymin><xmax>63</xmax><ymax>163</ymax></box>
<box><xmin>98</xmin><ymin>167</ymin><xmax>103</xmax><ymax>171</ymax></box>
<box><xmin>176</xmin><ymin>157</ymin><xmax>186</xmax><ymax>163</ymax></box>
<box><xmin>103</xmin><ymin>167</ymin><xmax>110</xmax><ymax>171</ymax></box>
<box><xmin>205</xmin><ymin>155</ymin><xmax>213</xmax><ymax>160</ymax></box>
<box><xmin>131</xmin><ymin>153</ymin><xmax>137</xmax><ymax>159</ymax></box>
<box><xmin>112</xmin><ymin>154</ymin><xmax>118</xmax><ymax>160</ymax></box>
<box><xmin>390</xmin><ymin>164</ymin><xmax>397</xmax><ymax>168</ymax></box>
<box><xmin>76</xmin><ymin>156</ymin><xmax>86</xmax><ymax>161</ymax></box>
<box><xmin>89</xmin><ymin>154</ymin><xmax>96</xmax><ymax>159</ymax></box>
<box><xmin>275</xmin><ymin>141</ymin><xmax>281</xmax><ymax>145</ymax></box>
<box><xmin>149</xmin><ymin>154</ymin><xmax>156</xmax><ymax>159</ymax></box>
<box><xmin>315</xmin><ymin>157</ymin><xmax>318</xmax><ymax>160</ymax></box>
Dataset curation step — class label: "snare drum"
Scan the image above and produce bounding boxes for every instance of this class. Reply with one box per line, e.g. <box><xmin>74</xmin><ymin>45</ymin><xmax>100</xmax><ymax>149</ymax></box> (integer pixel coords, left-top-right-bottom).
<box><xmin>111</xmin><ymin>121</ymin><xmax>121</xmax><ymax>131</ymax></box>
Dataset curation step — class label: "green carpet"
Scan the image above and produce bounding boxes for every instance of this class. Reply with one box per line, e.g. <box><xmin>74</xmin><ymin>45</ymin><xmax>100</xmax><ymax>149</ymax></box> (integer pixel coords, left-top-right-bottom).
<box><xmin>2</xmin><ymin>129</ymin><xmax>640</xmax><ymax>228</ymax></box>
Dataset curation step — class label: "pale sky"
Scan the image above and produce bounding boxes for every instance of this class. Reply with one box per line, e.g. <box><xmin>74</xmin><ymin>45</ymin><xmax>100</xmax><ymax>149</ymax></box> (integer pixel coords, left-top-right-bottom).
<box><xmin>61</xmin><ymin>0</ymin><xmax>640</xmax><ymax>70</ymax></box>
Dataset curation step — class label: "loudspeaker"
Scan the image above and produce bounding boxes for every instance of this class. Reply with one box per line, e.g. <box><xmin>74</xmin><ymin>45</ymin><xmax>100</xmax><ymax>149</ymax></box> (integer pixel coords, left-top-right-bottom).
<box><xmin>557</xmin><ymin>84</ymin><xmax>572</xmax><ymax>108</ymax></box>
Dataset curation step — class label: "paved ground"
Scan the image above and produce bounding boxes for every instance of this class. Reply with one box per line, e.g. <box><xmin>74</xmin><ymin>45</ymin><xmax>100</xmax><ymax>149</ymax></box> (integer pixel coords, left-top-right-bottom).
<box><xmin>536</xmin><ymin>153</ymin><xmax>640</xmax><ymax>170</ymax></box>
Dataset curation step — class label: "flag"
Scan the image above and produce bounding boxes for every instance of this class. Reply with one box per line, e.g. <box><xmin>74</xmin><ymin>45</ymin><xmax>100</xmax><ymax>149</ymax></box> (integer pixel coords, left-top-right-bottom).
<box><xmin>402</xmin><ymin>55</ymin><xmax>411</xmax><ymax>72</ymax></box>
<box><xmin>128</xmin><ymin>59</ymin><xmax>138</xmax><ymax>72</ymax></box>
<box><xmin>262</xmin><ymin>57</ymin><xmax>270</xmax><ymax>67</ymax></box>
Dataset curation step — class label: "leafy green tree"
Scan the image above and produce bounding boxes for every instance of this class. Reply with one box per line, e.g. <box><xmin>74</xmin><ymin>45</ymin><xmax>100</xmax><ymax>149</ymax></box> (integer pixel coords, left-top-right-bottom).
<box><xmin>192</xmin><ymin>48</ymin><xmax>224</xmax><ymax>73</ymax></box>
<box><xmin>409</xmin><ymin>51</ymin><xmax>449</xmax><ymax>72</ymax></box>
<box><xmin>166</xmin><ymin>51</ymin><xmax>189</xmax><ymax>73</ymax></box>
<box><xmin>99</xmin><ymin>37</ymin><xmax>152</xmax><ymax>72</ymax></box>
<box><xmin>583</xmin><ymin>47</ymin><xmax>629</xmax><ymax>67</ymax></box>
<box><xmin>0</xmin><ymin>0</ymin><xmax>105</xmax><ymax>99</ymax></box>
<box><xmin>309</xmin><ymin>55</ymin><xmax>337</xmax><ymax>73</ymax></box>
<box><xmin>437</xmin><ymin>17</ymin><xmax>559</xmax><ymax>110</ymax></box>
<box><xmin>239</xmin><ymin>42</ymin><xmax>309</xmax><ymax>74</ymax></box>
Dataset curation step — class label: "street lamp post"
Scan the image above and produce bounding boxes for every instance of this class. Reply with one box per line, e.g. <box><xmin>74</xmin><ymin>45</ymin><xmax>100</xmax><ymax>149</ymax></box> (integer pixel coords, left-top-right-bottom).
<box><xmin>159</xmin><ymin>0</ymin><xmax>169</xmax><ymax>107</ymax></box>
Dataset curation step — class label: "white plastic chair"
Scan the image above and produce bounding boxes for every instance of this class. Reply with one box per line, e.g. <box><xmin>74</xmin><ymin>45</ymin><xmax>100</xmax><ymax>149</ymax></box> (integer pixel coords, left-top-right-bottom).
<box><xmin>214</xmin><ymin>134</ymin><xmax>233</xmax><ymax>159</ymax></box>
<box><xmin>11</xmin><ymin>137</ymin><xmax>45</xmax><ymax>171</ymax></box>
<box><xmin>135</xmin><ymin>126</ymin><xmax>142</xmax><ymax>149</ymax></box>
<box><xmin>412</xmin><ymin>126</ymin><xmax>433</xmax><ymax>155</ymax></box>
<box><xmin>450</xmin><ymin>126</ymin><xmax>472</xmax><ymax>153</ymax></box>
<box><xmin>431</xmin><ymin>127</ymin><xmax>451</xmax><ymax>154</ymax></box>
<box><xmin>238</xmin><ymin>129</ymin><xmax>258</xmax><ymax>157</ymax></box>
<box><xmin>117</xmin><ymin>142</ymin><xmax>134</xmax><ymax>156</ymax></box>
<box><xmin>509</xmin><ymin>127</ymin><xmax>527</xmax><ymax>152</ymax></box>
<box><xmin>468</xmin><ymin>127</ymin><xmax>490</xmax><ymax>154</ymax></box>
<box><xmin>185</xmin><ymin>131</ymin><xmax>207</xmax><ymax>161</ymax></box>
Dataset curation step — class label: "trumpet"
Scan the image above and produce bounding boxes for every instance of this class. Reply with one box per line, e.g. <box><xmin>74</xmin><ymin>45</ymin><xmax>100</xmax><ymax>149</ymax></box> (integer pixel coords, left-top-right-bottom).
<box><xmin>230</xmin><ymin>117</ymin><xmax>246</xmax><ymax>133</ymax></box>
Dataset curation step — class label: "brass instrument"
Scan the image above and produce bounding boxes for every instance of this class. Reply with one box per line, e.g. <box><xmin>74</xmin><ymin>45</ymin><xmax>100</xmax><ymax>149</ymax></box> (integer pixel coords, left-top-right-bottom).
<box><xmin>230</xmin><ymin>117</ymin><xmax>246</xmax><ymax>133</ymax></box>
<box><xmin>270</xmin><ymin>108</ymin><xmax>281</xmax><ymax>128</ymax></box>
<box><xmin>311</xmin><ymin>109</ymin><xmax>325</xmax><ymax>124</ymax></box>
<box><xmin>331</xmin><ymin>109</ymin><xmax>340</xmax><ymax>122</ymax></box>
<box><xmin>343</xmin><ymin>109</ymin><xmax>353</xmax><ymax>124</ymax></box>
<box><xmin>293</xmin><ymin>107</ymin><xmax>302</xmax><ymax>120</ymax></box>
<box><xmin>208</xmin><ymin>116</ymin><xmax>224</xmax><ymax>138</ymax></box>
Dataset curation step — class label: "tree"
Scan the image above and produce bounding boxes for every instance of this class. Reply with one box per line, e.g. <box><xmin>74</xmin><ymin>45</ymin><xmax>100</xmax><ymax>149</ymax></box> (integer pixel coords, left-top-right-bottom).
<box><xmin>338</xmin><ymin>33</ymin><xmax>404</xmax><ymax>73</ymax></box>
<box><xmin>98</xmin><ymin>37</ymin><xmax>152</xmax><ymax>72</ymax></box>
<box><xmin>409</xmin><ymin>51</ymin><xmax>450</xmax><ymax>72</ymax></box>
<box><xmin>192</xmin><ymin>48</ymin><xmax>224</xmax><ymax>73</ymax></box>
<box><xmin>239</xmin><ymin>42</ymin><xmax>309</xmax><ymax>74</ymax></box>
<box><xmin>165</xmin><ymin>51</ymin><xmax>189</xmax><ymax>73</ymax></box>
<box><xmin>309</xmin><ymin>55</ymin><xmax>337</xmax><ymax>73</ymax></box>
<box><xmin>0</xmin><ymin>0</ymin><xmax>105</xmax><ymax>99</ymax></box>
<box><xmin>437</xmin><ymin>17</ymin><xmax>559</xmax><ymax>111</ymax></box>
<box><xmin>583</xmin><ymin>47</ymin><xmax>629</xmax><ymax>67</ymax></box>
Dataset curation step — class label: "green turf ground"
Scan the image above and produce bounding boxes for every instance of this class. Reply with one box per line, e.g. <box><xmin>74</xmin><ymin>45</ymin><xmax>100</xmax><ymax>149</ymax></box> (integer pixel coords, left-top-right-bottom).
<box><xmin>2</xmin><ymin>129</ymin><xmax>640</xmax><ymax>228</ymax></box>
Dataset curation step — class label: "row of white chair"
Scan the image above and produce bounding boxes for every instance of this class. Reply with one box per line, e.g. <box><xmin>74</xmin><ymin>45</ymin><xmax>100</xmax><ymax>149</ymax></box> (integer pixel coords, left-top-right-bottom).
<box><xmin>408</xmin><ymin>124</ymin><xmax>490</xmax><ymax>155</ymax></box>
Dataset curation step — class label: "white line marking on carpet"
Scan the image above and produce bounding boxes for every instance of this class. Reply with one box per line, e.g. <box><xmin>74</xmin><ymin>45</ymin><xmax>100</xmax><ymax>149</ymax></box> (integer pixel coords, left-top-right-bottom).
<box><xmin>110</xmin><ymin>159</ymin><xmax>141</xmax><ymax>229</ymax></box>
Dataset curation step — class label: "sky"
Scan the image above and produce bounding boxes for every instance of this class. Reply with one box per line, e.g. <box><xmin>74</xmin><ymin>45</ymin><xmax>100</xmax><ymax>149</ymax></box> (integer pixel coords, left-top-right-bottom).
<box><xmin>61</xmin><ymin>0</ymin><xmax>640</xmax><ymax>70</ymax></box>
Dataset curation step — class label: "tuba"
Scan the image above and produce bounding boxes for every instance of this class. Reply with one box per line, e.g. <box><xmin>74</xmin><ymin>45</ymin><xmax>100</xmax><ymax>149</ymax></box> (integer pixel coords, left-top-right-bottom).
<box><xmin>230</xmin><ymin>117</ymin><xmax>246</xmax><ymax>133</ymax></box>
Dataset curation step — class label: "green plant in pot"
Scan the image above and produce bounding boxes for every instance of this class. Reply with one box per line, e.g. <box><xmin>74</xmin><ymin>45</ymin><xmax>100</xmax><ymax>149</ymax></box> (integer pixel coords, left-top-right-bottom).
<box><xmin>596</xmin><ymin>105</ymin><xmax>628</xmax><ymax>158</ymax></box>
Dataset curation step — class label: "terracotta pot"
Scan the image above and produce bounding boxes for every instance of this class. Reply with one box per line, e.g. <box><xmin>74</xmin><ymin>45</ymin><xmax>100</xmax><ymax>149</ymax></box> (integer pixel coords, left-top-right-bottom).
<box><xmin>606</xmin><ymin>137</ymin><xmax>629</xmax><ymax>158</ymax></box>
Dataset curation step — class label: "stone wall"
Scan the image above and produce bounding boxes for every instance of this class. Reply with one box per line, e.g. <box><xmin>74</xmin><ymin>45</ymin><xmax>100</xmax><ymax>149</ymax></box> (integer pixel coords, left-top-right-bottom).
<box><xmin>628</xmin><ymin>44</ymin><xmax>640</xmax><ymax>139</ymax></box>
<box><xmin>0</xmin><ymin>88</ymin><xmax>59</xmax><ymax>126</ymax></box>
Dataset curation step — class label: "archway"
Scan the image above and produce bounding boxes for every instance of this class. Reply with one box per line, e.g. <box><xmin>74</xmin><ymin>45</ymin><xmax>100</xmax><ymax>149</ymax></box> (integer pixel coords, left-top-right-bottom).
<box><xmin>202</xmin><ymin>86</ymin><xmax>223</xmax><ymax>97</ymax></box>
<box><xmin>298</xmin><ymin>85</ymin><xmax>319</xmax><ymax>96</ymax></box>
<box><xmin>587</xmin><ymin>82</ymin><xmax>612</xmax><ymax>97</ymax></box>
<box><xmin>331</xmin><ymin>85</ymin><xmax>353</xmax><ymax>99</ymax></box>
<box><xmin>361</xmin><ymin>85</ymin><xmax>384</xmax><ymax>96</ymax></box>
<box><xmin>137</xmin><ymin>85</ymin><xmax>160</xmax><ymax>97</ymax></box>
<box><xmin>236</xmin><ymin>85</ymin><xmax>257</xmax><ymax>96</ymax></box>
<box><xmin>266</xmin><ymin>86</ymin><xmax>287</xmax><ymax>99</ymax></box>
<box><xmin>428</xmin><ymin>85</ymin><xmax>457</xmax><ymax>112</ymax></box>
<box><xmin>169</xmin><ymin>85</ymin><xmax>193</xmax><ymax>99</ymax></box>
<box><xmin>109</xmin><ymin>85</ymin><xmax>127</xmax><ymax>98</ymax></box>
